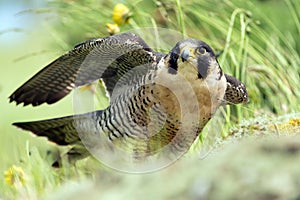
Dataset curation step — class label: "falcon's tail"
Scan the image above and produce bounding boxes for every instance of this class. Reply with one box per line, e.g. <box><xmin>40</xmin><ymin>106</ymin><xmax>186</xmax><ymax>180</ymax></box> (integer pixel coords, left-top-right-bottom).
<box><xmin>13</xmin><ymin>112</ymin><xmax>102</xmax><ymax>166</ymax></box>
<box><xmin>13</xmin><ymin>115</ymin><xmax>80</xmax><ymax>146</ymax></box>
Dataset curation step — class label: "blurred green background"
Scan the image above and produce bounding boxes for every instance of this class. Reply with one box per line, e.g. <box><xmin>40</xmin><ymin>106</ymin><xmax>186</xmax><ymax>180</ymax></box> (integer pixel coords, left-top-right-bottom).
<box><xmin>1</xmin><ymin>0</ymin><xmax>299</xmax><ymax>199</ymax></box>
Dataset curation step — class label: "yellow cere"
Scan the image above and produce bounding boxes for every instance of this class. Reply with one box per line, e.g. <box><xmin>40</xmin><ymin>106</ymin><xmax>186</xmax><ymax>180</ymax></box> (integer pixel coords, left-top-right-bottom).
<box><xmin>4</xmin><ymin>165</ymin><xmax>25</xmax><ymax>188</ymax></box>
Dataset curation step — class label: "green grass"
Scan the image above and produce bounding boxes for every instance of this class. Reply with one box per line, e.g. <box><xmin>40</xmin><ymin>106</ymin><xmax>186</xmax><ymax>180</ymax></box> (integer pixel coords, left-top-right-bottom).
<box><xmin>1</xmin><ymin>0</ymin><xmax>299</xmax><ymax>199</ymax></box>
<box><xmin>46</xmin><ymin>0</ymin><xmax>300</xmax><ymax>116</ymax></box>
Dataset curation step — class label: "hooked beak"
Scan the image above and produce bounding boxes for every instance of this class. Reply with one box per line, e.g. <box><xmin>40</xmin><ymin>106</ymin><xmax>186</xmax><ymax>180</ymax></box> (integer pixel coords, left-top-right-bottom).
<box><xmin>180</xmin><ymin>47</ymin><xmax>194</xmax><ymax>62</ymax></box>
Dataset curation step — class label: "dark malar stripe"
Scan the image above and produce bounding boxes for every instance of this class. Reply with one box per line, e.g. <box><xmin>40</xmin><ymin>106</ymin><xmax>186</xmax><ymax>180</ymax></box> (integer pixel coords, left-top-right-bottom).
<box><xmin>167</xmin><ymin>44</ymin><xmax>180</xmax><ymax>75</ymax></box>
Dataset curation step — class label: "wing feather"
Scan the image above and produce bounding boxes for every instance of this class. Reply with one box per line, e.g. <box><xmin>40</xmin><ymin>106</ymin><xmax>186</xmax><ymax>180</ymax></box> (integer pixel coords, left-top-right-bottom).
<box><xmin>9</xmin><ymin>33</ymin><xmax>159</xmax><ymax>106</ymax></box>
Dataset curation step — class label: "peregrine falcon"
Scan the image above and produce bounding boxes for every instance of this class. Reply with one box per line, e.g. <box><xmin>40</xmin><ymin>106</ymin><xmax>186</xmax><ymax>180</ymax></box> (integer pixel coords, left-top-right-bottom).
<box><xmin>9</xmin><ymin>33</ymin><xmax>248</xmax><ymax>166</ymax></box>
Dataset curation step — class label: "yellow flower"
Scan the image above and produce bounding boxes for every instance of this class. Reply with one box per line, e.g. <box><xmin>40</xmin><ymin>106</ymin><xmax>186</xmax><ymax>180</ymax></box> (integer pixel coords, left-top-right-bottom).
<box><xmin>112</xmin><ymin>3</ymin><xmax>132</xmax><ymax>26</ymax></box>
<box><xmin>4</xmin><ymin>165</ymin><xmax>25</xmax><ymax>188</ymax></box>
<box><xmin>105</xmin><ymin>23</ymin><xmax>120</xmax><ymax>35</ymax></box>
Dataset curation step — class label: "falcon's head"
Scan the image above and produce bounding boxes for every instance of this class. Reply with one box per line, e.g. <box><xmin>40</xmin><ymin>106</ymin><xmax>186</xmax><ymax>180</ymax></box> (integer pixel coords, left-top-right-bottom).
<box><xmin>166</xmin><ymin>39</ymin><xmax>223</xmax><ymax>81</ymax></box>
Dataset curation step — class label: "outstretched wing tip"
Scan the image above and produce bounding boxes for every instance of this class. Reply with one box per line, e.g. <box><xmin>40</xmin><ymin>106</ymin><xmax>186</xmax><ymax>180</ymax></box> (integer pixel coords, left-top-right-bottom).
<box><xmin>9</xmin><ymin>32</ymin><xmax>158</xmax><ymax>107</ymax></box>
<box><xmin>9</xmin><ymin>93</ymin><xmax>23</xmax><ymax>106</ymax></box>
<box><xmin>9</xmin><ymin>85</ymin><xmax>70</xmax><ymax>107</ymax></box>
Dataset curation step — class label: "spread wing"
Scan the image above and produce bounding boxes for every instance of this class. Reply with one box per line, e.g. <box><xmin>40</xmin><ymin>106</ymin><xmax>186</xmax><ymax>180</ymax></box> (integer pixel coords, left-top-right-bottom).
<box><xmin>9</xmin><ymin>33</ymin><xmax>162</xmax><ymax>106</ymax></box>
<box><xmin>9</xmin><ymin>31</ymin><xmax>247</xmax><ymax>106</ymax></box>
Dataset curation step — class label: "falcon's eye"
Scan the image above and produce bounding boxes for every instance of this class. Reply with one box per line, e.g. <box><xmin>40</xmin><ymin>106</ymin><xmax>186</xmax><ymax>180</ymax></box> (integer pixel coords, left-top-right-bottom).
<box><xmin>195</xmin><ymin>47</ymin><xmax>206</xmax><ymax>55</ymax></box>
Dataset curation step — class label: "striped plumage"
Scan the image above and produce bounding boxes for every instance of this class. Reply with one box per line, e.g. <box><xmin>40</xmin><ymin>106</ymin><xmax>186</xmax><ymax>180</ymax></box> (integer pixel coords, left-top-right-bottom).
<box><xmin>10</xmin><ymin>33</ymin><xmax>248</xmax><ymax>165</ymax></box>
